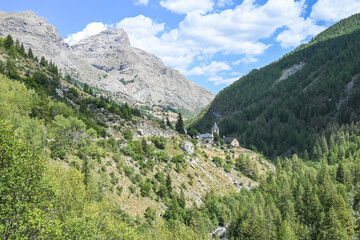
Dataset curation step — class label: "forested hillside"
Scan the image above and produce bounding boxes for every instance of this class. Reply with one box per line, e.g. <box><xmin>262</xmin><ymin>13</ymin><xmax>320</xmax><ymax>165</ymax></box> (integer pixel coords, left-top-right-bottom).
<box><xmin>193</xmin><ymin>13</ymin><xmax>360</xmax><ymax>158</ymax></box>
<box><xmin>0</xmin><ymin>34</ymin><xmax>271</xmax><ymax>239</ymax></box>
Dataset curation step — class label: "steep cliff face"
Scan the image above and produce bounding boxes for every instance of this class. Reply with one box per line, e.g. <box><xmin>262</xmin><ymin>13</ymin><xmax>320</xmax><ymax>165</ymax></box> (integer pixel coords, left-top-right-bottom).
<box><xmin>0</xmin><ymin>11</ymin><xmax>215</xmax><ymax>115</ymax></box>
<box><xmin>72</xmin><ymin>29</ymin><xmax>215</xmax><ymax>114</ymax></box>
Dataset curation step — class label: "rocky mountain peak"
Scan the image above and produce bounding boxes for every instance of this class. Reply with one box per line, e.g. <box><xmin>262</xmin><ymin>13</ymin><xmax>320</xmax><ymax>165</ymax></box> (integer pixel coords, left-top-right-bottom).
<box><xmin>73</xmin><ymin>28</ymin><xmax>131</xmax><ymax>52</ymax></box>
<box><xmin>72</xmin><ymin>28</ymin><xmax>215</xmax><ymax>115</ymax></box>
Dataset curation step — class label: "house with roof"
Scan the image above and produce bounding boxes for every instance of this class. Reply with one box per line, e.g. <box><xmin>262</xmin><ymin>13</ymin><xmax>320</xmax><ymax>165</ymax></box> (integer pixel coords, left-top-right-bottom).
<box><xmin>223</xmin><ymin>137</ymin><xmax>240</xmax><ymax>148</ymax></box>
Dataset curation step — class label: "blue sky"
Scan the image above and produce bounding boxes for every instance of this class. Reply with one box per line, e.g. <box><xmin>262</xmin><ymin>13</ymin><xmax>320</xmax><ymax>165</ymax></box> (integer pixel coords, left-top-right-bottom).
<box><xmin>2</xmin><ymin>0</ymin><xmax>360</xmax><ymax>93</ymax></box>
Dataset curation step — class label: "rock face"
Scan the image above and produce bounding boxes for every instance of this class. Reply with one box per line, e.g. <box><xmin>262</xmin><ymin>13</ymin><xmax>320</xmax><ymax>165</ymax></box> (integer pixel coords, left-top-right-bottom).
<box><xmin>0</xmin><ymin>11</ymin><xmax>215</xmax><ymax>115</ymax></box>
<box><xmin>0</xmin><ymin>11</ymin><xmax>131</xmax><ymax>101</ymax></box>
<box><xmin>72</xmin><ymin>29</ymin><xmax>215</xmax><ymax>114</ymax></box>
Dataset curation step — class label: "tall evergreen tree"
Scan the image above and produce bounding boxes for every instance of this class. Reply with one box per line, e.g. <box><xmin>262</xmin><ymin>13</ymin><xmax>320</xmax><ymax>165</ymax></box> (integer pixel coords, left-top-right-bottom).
<box><xmin>4</xmin><ymin>34</ymin><xmax>14</xmax><ymax>49</ymax></box>
<box><xmin>175</xmin><ymin>113</ymin><xmax>185</xmax><ymax>134</ymax></box>
<box><xmin>27</xmin><ymin>48</ymin><xmax>34</xmax><ymax>59</ymax></box>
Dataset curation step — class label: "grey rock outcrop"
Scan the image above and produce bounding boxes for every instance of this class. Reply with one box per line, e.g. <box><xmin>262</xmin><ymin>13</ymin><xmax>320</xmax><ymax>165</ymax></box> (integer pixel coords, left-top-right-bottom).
<box><xmin>181</xmin><ymin>141</ymin><xmax>194</xmax><ymax>155</ymax></box>
<box><xmin>71</xmin><ymin>28</ymin><xmax>215</xmax><ymax>115</ymax></box>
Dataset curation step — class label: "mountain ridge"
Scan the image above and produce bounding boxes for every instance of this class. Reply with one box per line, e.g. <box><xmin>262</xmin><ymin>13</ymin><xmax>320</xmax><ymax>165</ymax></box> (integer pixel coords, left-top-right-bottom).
<box><xmin>71</xmin><ymin>28</ymin><xmax>214</xmax><ymax>114</ymax></box>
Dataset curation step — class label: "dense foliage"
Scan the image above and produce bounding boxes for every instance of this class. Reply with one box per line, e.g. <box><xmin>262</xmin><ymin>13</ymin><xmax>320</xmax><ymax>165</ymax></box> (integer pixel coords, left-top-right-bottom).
<box><xmin>193</xmin><ymin>13</ymin><xmax>360</xmax><ymax>158</ymax></box>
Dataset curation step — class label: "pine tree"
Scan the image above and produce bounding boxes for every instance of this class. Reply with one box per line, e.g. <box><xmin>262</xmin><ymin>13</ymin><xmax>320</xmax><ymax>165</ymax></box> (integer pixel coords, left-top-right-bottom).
<box><xmin>27</xmin><ymin>47</ymin><xmax>34</xmax><ymax>59</ymax></box>
<box><xmin>4</xmin><ymin>34</ymin><xmax>14</xmax><ymax>49</ymax></box>
<box><xmin>83</xmin><ymin>83</ymin><xmax>90</xmax><ymax>93</ymax></box>
<box><xmin>278</xmin><ymin>220</ymin><xmax>296</xmax><ymax>240</ymax></box>
<box><xmin>40</xmin><ymin>56</ymin><xmax>47</xmax><ymax>67</ymax></box>
<box><xmin>175</xmin><ymin>113</ymin><xmax>185</xmax><ymax>134</ymax></box>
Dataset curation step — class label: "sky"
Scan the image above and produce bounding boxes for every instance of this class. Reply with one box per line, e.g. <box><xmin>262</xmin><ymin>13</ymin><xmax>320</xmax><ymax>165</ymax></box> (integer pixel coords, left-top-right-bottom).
<box><xmin>2</xmin><ymin>0</ymin><xmax>360</xmax><ymax>93</ymax></box>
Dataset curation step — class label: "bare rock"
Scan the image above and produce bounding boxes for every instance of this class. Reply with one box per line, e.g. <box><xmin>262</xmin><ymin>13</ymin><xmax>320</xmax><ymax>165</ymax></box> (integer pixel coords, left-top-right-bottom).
<box><xmin>181</xmin><ymin>141</ymin><xmax>194</xmax><ymax>155</ymax></box>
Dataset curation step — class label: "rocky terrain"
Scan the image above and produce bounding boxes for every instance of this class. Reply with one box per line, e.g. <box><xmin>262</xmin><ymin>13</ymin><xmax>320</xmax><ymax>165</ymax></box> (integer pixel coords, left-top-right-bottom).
<box><xmin>71</xmin><ymin>29</ymin><xmax>215</xmax><ymax>115</ymax></box>
<box><xmin>0</xmin><ymin>11</ymin><xmax>215</xmax><ymax>116</ymax></box>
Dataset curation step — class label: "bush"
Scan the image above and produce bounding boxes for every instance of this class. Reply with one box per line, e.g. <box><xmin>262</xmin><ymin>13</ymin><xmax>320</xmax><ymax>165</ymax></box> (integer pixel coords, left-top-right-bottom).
<box><xmin>122</xmin><ymin>128</ymin><xmax>133</xmax><ymax>141</ymax></box>
<box><xmin>172</xmin><ymin>154</ymin><xmax>185</xmax><ymax>163</ymax></box>
<box><xmin>129</xmin><ymin>185</ymin><xmax>136</xmax><ymax>194</ymax></box>
<box><xmin>152</xmin><ymin>136</ymin><xmax>167</xmax><ymax>149</ymax></box>
<box><xmin>156</xmin><ymin>151</ymin><xmax>170</xmax><ymax>163</ymax></box>
<box><xmin>117</xmin><ymin>186</ymin><xmax>123</xmax><ymax>196</ymax></box>
<box><xmin>212</xmin><ymin>157</ymin><xmax>223</xmax><ymax>167</ymax></box>
<box><xmin>124</xmin><ymin>166</ymin><xmax>134</xmax><ymax>177</ymax></box>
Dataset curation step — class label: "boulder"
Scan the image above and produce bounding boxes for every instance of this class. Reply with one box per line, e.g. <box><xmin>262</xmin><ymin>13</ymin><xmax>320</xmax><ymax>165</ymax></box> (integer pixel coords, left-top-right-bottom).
<box><xmin>181</xmin><ymin>141</ymin><xmax>194</xmax><ymax>155</ymax></box>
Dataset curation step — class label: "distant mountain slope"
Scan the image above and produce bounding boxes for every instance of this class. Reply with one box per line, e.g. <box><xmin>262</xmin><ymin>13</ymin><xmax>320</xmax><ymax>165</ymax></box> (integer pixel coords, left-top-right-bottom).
<box><xmin>72</xmin><ymin>29</ymin><xmax>214</xmax><ymax>115</ymax></box>
<box><xmin>0</xmin><ymin>11</ymin><xmax>214</xmax><ymax>116</ymax></box>
<box><xmin>193</xmin><ymin>13</ymin><xmax>360</xmax><ymax>157</ymax></box>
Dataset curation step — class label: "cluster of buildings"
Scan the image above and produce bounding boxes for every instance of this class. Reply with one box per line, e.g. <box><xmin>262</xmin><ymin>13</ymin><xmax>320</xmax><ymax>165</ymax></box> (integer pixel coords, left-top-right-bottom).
<box><xmin>198</xmin><ymin>123</ymin><xmax>239</xmax><ymax>147</ymax></box>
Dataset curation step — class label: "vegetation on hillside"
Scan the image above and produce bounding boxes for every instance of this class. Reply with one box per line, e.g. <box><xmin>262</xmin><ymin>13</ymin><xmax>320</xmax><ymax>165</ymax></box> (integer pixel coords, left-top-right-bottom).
<box><xmin>0</xmin><ymin>34</ymin><xmax>267</xmax><ymax>238</ymax></box>
<box><xmin>3</xmin><ymin>13</ymin><xmax>360</xmax><ymax>239</ymax></box>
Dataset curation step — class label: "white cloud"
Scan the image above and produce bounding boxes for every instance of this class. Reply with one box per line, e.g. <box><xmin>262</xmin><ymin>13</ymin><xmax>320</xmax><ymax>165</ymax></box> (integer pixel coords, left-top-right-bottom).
<box><xmin>311</xmin><ymin>0</ymin><xmax>360</xmax><ymax>22</ymax></box>
<box><xmin>65</xmin><ymin>22</ymin><xmax>108</xmax><ymax>45</ymax></box>
<box><xmin>116</xmin><ymin>15</ymin><xmax>164</xmax><ymax>37</ymax></box>
<box><xmin>160</xmin><ymin>0</ymin><xmax>214</xmax><ymax>14</ymax></box>
<box><xmin>208</xmin><ymin>76</ymin><xmax>238</xmax><ymax>85</ymax></box>
<box><xmin>276</xmin><ymin>18</ymin><xmax>325</xmax><ymax>48</ymax></box>
<box><xmin>187</xmin><ymin>61</ymin><xmax>231</xmax><ymax>75</ymax></box>
<box><xmin>134</xmin><ymin>0</ymin><xmax>149</xmax><ymax>6</ymax></box>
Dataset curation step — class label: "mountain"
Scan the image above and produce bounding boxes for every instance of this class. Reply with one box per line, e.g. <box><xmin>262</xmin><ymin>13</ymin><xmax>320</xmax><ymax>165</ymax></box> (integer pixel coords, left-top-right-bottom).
<box><xmin>0</xmin><ymin>11</ymin><xmax>215</xmax><ymax>116</ymax></box>
<box><xmin>72</xmin><ymin>29</ymin><xmax>215</xmax><ymax>115</ymax></box>
<box><xmin>0</xmin><ymin>10</ymin><xmax>132</xmax><ymax>101</ymax></box>
<box><xmin>192</xmin><ymin>13</ymin><xmax>360</xmax><ymax>157</ymax></box>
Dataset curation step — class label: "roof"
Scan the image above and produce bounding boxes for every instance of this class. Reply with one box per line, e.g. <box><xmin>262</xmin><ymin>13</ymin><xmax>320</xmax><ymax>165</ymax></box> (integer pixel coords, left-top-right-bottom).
<box><xmin>223</xmin><ymin>137</ymin><xmax>237</xmax><ymax>143</ymax></box>
<box><xmin>200</xmin><ymin>133</ymin><xmax>213</xmax><ymax>139</ymax></box>
<box><xmin>212</xmin><ymin>122</ymin><xmax>219</xmax><ymax>130</ymax></box>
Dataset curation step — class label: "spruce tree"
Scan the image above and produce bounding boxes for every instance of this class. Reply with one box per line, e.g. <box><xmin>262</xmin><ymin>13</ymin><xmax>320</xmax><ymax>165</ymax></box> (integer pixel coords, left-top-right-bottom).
<box><xmin>4</xmin><ymin>34</ymin><xmax>14</xmax><ymax>49</ymax></box>
<box><xmin>27</xmin><ymin>48</ymin><xmax>34</xmax><ymax>59</ymax></box>
<box><xmin>175</xmin><ymin>113</ymin><xmax>185</xmax><ymax>134</ymax></box>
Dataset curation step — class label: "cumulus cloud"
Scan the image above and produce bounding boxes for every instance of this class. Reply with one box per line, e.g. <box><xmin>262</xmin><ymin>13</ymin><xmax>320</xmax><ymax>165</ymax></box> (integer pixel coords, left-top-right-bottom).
<box><xmin>116</xmin><ymin>15</ymin><xmax>164</xmax><ymax>37</ymax></box>
<box><xmin>64</xmin><ymin>22</ymin><xmax>108</xmax><ymax>45</ymax></box>
<box><xmin>310</xmin><ymin>0</ymin><xmax>360</xmax><ymax>22</ymax></box>
<box><xmin>160</xmin><ymin>0</ymin><xmax>214</xmax><ymax>14</ymax></box>
<box><xmin>187</xmin><ymin>61</ymin><xmax>231</xmax><ymax>75</ymax></box>
<box><xmin>134</xmin><ymin>0</ymin><xmax>149</xmax><ymax>6</ymax></box>
<box><xmin>208</xmin><ymin>76</ymin><xmax>239</xmax><ymax>85</ymax></box>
